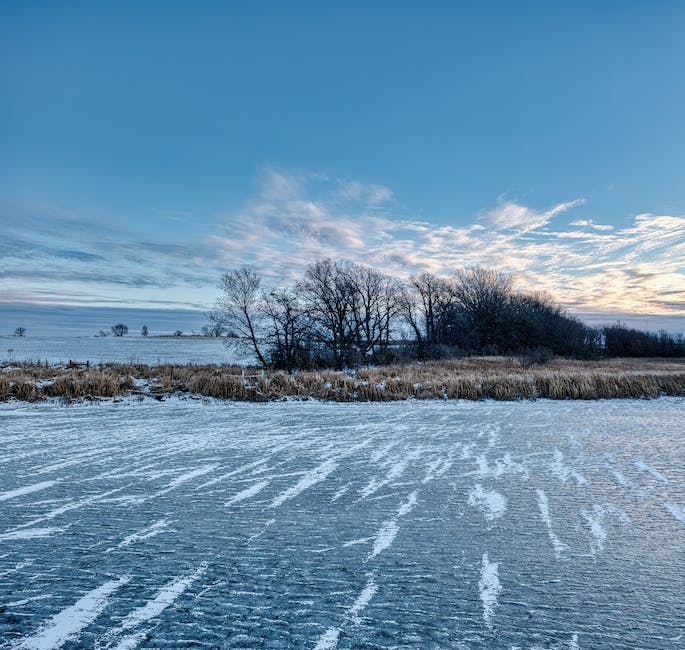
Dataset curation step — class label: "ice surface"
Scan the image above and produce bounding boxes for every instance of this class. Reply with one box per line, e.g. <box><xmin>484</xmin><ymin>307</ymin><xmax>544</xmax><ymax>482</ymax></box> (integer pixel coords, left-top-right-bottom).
<box><xmin>0</xmin><ymin>397</ymin><xmax>683</xmax><ymax>648</ymax></box>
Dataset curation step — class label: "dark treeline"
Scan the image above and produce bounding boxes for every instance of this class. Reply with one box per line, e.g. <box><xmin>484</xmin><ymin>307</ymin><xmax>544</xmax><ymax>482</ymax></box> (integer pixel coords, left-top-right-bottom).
<box><xmin>208</xmin><ymin>260</ymin><xmax>684</xmax><ymax>370</ymax></box>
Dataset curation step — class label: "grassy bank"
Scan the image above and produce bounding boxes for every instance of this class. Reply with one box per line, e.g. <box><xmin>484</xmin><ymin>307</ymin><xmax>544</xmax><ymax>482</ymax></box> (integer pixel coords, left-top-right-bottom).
<box><xmin>2</xmin><ymin>357</ymin><xmax>685</xmax><ymax>403</ymax></box>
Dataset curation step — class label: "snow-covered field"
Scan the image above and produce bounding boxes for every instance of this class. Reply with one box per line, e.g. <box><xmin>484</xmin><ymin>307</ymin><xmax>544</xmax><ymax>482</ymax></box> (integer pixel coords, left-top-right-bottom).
<box><xmin>0</xmin><ymin>398</ymin><xmax>683</xmax><ymax>648</ymax></box>
<box><xmin>0</xmin><ymin>337</ymin><xmax>247</xmax><ymax>366</ymax></box>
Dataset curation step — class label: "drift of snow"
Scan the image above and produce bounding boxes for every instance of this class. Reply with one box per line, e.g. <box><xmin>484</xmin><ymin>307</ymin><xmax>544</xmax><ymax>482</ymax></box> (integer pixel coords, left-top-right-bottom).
<box><xmin>479</xmin><ymin>553</ymin><xmax>501</xmax><ymax>629</ymax></box>
<box><xmin>632</xmin><ymin>459</ymin><xmax>668</xmax><ymax>484</ymax></box>
<box><xmin>14</xmin><ymin>576</ymin><xmax>130</xmax><ymax>649</ymax></box>
<box><xmin>225</xmin><ymin>480</ymin><xmax>269</xmax><ymax>506</ymax></box>
<box><xmin>536</xmin><ymin>489</ymin><xmax>568</xmax><ymax>559</ymax></box>
<box><xmin>468</xmin><ymin>484</ymin><xmax>507</xmax><ymax>520</ymax></box>
<box><xmin>664</xmin><ymin>502</ymin><xmax>685</xmax><ymax>524</ymax></box>
<box><xmin>368</xmin><ymin>520</ymin><xmax>399</xmax><ymax>560</ymax></box>
<box><xmin>581</xmin><ymin>505</ymin><xmax>629</xmax><ymax>555</ymax></box>
<box><xmin>0</xmin><ymin>481</ymin><xmax>57</xmax><ymax>502</ymax></box>
<box><xmin>551</xmin><ymin>449</ymin><xmax>587</xmax><ymax>485</ymax></box>
<box><xmin>0</xmin><ymin>526</ymin><xmax>65</xmax><ymax>541</ymax></box>
<box><xmin>313</xmin><ymin>575</ymin><xmax>378</xmax><ymax>650</ymax></box>
<box><xmin>270</xmin><ymin>459</ymin><xmax>337</xmax><ymax>507</ymax></box>
<box><xmin>110</xmin><ymin>563</ymin><xmax>207</xmax><ymax>642</ymax></box>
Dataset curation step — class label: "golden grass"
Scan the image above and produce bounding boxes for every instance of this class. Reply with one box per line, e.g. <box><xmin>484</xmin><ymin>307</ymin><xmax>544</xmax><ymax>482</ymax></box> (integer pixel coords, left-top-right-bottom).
<box><xmin>1</xmin><ymin>357</ymin><xmax>684</xmax><ymax>403</ymax></box>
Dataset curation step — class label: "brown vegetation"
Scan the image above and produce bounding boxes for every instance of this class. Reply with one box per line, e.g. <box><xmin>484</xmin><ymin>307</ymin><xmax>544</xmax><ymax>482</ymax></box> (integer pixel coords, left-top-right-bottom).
<box><xmin>1</xmin><ymin>357</ymin><xmax>684</xmax><ymax>403</ymax></box>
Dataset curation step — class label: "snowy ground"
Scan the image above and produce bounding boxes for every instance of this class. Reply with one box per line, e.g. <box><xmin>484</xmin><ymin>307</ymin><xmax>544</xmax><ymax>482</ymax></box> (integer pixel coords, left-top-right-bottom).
<box><xmin>0</xmin><ymin>398</ymin><xmax>684</xmax><ymax>649</ymax></box>
<box><xmin>0</xmin><ymin>336</ymin><xmax>248</xmax><ymax>366</ymax></box>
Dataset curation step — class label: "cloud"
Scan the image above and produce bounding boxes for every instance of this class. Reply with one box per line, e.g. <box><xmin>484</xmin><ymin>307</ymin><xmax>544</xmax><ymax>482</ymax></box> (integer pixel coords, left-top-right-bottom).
<box><xmin>483</xmin><ymin>199</ymin><xmax>585</xmax><ymax>231</ymax></box>
<box><xmin>1</xmin><ymin>171</ymin><xmax>684</xmax><ymax>319</ymax></box>
<box><xmin>569</xmin><ymin>219</ymin><xmax>614</xmax><ymax>231</ymax></box>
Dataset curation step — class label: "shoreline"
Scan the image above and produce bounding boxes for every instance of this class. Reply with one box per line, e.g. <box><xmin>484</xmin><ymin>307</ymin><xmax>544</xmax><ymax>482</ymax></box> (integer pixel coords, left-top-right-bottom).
<box><xmin>2</xmin><ymin>357</ymin><xmax>685</xmax><ymax>403</ymax></box>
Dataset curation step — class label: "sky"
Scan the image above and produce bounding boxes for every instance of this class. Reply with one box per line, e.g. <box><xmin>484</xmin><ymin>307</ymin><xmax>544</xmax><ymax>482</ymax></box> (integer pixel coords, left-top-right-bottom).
<box><xmin>1</xmin><ymin>1</ymin><xmax>684</xmax><ymax>333</ymax></box>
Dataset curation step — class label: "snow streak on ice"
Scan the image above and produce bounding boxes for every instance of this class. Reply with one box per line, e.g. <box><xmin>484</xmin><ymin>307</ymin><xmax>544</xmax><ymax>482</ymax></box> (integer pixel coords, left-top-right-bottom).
<box><xmin>313</xmin><ymin>575</ymin><xmax>378</xmax><ymax>650</ymax></box>
<box><xmin>13</xmin><ymin>576</ymin><xmax>130</xmax><ymax>650</ymax></box>
<box><xmin>536</xmin><ymin>489</ymin><xmax>568</xmax><ymax>559</ymax></box>
<box><xmin>478</xmin><ymin>553</ymin><xmax>501</xmax><ymax>629</ymax></box>
<box><xmin>270</xmin><ymin>459</ymin><xmax>337</xmax><ymax>507</ymax></box>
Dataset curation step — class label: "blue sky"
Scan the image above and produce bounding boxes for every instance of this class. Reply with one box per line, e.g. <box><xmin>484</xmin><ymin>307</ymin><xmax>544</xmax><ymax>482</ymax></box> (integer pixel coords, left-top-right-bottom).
<box><xmin>1</xmin><ymin>1</ymin><xmax>684</xmax><ymax>329</ymax></box>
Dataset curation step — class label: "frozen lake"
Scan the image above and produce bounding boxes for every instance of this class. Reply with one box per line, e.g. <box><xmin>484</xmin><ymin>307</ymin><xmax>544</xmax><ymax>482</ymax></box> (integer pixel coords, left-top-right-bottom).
<box><xmin>0</xmin><ymin>336</ymin><xmax>248</xmax><ymax>366</ymax></box>
<box><xmin>0</xmin><ymin>398</ymin><xmax>684</xmax><ymax>649</ymax></box>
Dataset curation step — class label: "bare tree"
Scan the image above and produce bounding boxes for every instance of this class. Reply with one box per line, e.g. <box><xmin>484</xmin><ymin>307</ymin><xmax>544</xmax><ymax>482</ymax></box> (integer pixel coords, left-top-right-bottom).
<box><xmin>451</xmin><ymin>268</ymin><xmax>513</xmax><ymax>351</ymax></box>
<box><xmin>346</xmin><ymin>264</ymin><xmax>400</xmax><ymax>361</ymax></box>
<box><xmin>401</xmin><ymin>273</ymin><xmax>455</xmax><ymax>357</ymax></box>
<box><xmin>262</xmin><ymin>289</ymin><xmax>311</xmax><ymax>371</ymax></box>
<box><xmin>298</xmin><ymin>259</ymin><xmax>356</xmax><ymax>368</ymax></box>
<box><xmin>204</xmin><ymin>310</ymin><xmax>227</xmax><ymax>337</ymax></box>
<box><xmin>216</xmin><ymin>267</ymin><xmax>268</xmax><ymax>367</ymax></box>
<box><xmin>111</xmin><ymin>323</ymin><xmax>128</xmax><ymax>337</ymax></box>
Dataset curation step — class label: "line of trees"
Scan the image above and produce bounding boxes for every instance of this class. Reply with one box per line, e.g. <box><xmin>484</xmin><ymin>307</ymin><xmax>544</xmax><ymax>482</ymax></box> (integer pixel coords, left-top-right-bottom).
<box><xmin>209</xmin><ymin>260</ymin><xmax>685</xmax><ymax>371</ymax></box>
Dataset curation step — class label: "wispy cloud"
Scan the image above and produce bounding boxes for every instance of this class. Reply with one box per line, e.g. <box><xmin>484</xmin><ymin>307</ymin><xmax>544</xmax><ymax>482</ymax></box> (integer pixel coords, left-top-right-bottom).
<box><xmin>1</xmin><ymin>170</ymin><xmax>684</xmax><ymax>318</ymax></box>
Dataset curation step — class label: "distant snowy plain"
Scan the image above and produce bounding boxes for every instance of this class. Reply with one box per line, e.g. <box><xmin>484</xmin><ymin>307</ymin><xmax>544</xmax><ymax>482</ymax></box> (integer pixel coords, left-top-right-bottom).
<box><xmin>1</xmin><ymin>336</ymin><xmax>247</xmax><ymax>366</ymax></box>
<box><xmin>0</xmin><ymin>398</ymin><xmax>684</xmax><ymax>648</ymax></box>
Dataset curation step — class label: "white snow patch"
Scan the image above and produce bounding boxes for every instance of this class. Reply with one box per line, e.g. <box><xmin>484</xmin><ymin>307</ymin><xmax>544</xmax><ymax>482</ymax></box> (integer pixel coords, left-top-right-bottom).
<box><xmin>0</xmin><ymin>526</ymin><xmax>65</xmax><ymax>541</ymax></box>
<box><xmin>194</xmin><ymin>459</ymin><xmax>269</xmax><ymax>490</ymax></box>
<box><xmin>270</xmin><ymin>459</ymin><xmax>337</xmax><ymax>507</ymax></box>
<box><xmin>0</xmin><ymin>481</ymin><xmax>58</xmax><ymax>502</ymax></box>
<box><xmin>397</xmin><ymin>491</ymin><xmax>418</xmax><ymax>517</ymax></box>
<box><xmin>472</xmin><ymin>453</ymin><xmax>528</xmax><ymax>480</ymax></box>
<box><xmin>331</xmin><ymin>484</ymin><xmax>350</xmax><ymax>502</ymax></box>
<box><xmin>106</xmin><ymin>519</ymin><xmax>172</xmax><ymax>553</ymax></box>
<box><xmin>604</xmin><ymin>461</ymin><xmax>631</xmax><ymax>487</ymax></box>
<box><xmin>536</xmin><ymin>489</ymin><xmax>568</xmax><ymax>559</ymax></box>
<box><xmin>165</xmin><ymin>464</ymin><xmax>219</xmax><ymax>488</ymax></box>
<box><xmin>313</xmin><ymin>575</ymin><xmax>378</xmax><ymax>650</ymax></box>
<box><xmin>468</xmin><ymin>484</ymin><xmax>507</xmax><ymax>520</ymax></box>
<box><xmin>114</xmin><ymin>564</ymin><xmax>207</xmax><ymax>634</ymax></box>
<box><xmin>13</xmin><ymin>575</ymin><xmax>130</xmax><ymax>649</ymax></box>
<box><xmin>551</xmin><ymin>449</ymin><xmax>587</xmax><ymax>485</ymax></box>
<box><xmin>11</xmin><ymin>486</ymin><xmax>126</xmax><ymax>530</ymax></box>
<box><xmin>225</xmin><ymin>480</ymin><xmax>269</xmax><ymax>506</ymax></box>
<box><xmin>368</xmin><ymin>520</ymin><xmax>399</xmax><ymax>560</ymax></box>
<box><xmin>478</xmin><ymin>553</ymin><xmax>501</xmax><ymax>629</ymax></box>
<box><xmin>664</xmin><ymin>501</ymin><xmax>685</xmax><ymax>524</ymax></box>
<box><xmin>314</xmin><ymin>628</ymin><xmax>340</xmax><ymax>650</ymax></box>
<box><xmin>632</xmin><ymin>459</ymin><xmax>668</xmax><ymax>483</ymax></box>
<box><xmin>581</xmin><ymin>504</ymin><xmax>629</xmax><ymax>555</ymax></box>
<box><xmin>348</xmin><ymin>577</ymin><xmax>378</xmax><ymax>624</ymax></box>
<box><xmin>111</xmin><ymin>629</ymin><xmax>148</xmax><ymax>650</ymax></box>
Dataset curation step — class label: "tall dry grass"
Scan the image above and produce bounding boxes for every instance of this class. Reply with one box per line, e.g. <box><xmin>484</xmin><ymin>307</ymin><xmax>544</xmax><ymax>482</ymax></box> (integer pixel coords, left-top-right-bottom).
<box><xmin>1</xmin><ymin>357</ymin><xmax>684</xmax><ymax>403</ymax></box>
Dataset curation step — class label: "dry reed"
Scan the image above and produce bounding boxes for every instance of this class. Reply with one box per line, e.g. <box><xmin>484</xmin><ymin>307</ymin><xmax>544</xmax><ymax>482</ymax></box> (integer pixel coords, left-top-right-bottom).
<box><xmin>1</xmin><ymin>358</ymin><xmax>684</xmax><ymax>403</ymax></box>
